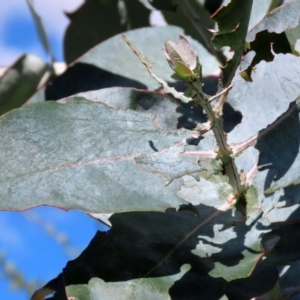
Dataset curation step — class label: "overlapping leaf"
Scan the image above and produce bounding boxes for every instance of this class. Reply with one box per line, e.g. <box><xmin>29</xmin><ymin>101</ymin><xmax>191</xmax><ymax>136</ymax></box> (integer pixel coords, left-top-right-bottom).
<box><xmin>75</xmin><ymin>87</ymin><xmax>179</xmax><ymax>131</ymax></box>
<box><xmin>63</xmin><ymin>0</ymin><xmax>150</xmax><ymax>63</ymax></box>
<box><xmin>0</xmin><ymin>54</ymin><xmax>47</xmax><ymax>116</ymax></box>
<box><xmin>211</xmin><ymin>0</ymin><xmax>253</xmax><ymax>86</ymax></box>
<box><xmin>41</xmin><ymin>172</ymin><xmax>279</xmax><ymax>299</ymax></box>
<box><xmin>227</xmin><ymin>53</ymin><xmax>300</xmax><ymax>145</ymax></box>
<box><xmin>247</xmin><ymin>0</ymin><xmax>300</xmax><ymax>43</ymax></box>
<box><xmin>28</xmin><ymin>26</ymin><xmax>220</xmax><ymax>104</ymax></box>
<box><xmin>254</xmin><ymin>101</ymin><xmax>300</xmax><ymax>194</ymax></box>
<box><xmin>66</xmin><ymin>265</ymin><xmax>190</xmax><ymax>300</ymax></box>
<box><xmin>0</xmin><ymin>96</ymin><xmax>216</xmax><ymax>213</ymax></box>
<box><xmin>78</xmin><ymin>26</ymin><xmax>220</xmax><ymax>90</ymax></box>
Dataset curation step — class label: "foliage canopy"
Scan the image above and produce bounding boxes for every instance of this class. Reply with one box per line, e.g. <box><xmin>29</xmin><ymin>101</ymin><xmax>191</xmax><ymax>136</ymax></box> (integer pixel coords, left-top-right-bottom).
<box><xmin>1</xmin><ymin>0</ymin><xmax>300</xmax><ymax>299</ymax></box>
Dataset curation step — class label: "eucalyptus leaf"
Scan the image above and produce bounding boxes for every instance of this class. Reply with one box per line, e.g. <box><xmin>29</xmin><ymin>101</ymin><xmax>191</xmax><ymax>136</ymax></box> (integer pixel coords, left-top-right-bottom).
<box><xmin>0</xmin><ymin>97</ymin><xmax>204</xmax><ymax>212</ymax></box>
<box><xmin>63</xmin><ymin>0</ymin><xmax>150</xmax><ymax>63</ymax></box>
<box><xmin>211</xmin><ymin>0</ymin><xmax>253</xmax><ymax>86</ymax></box>
<box><xmin>75</xmin><ymin>87</ymin><xmax>179</xmax><ymax>131</ymax></box>
<box><xmin>279</xmin><ymin>261</ymin><xmax>300</xmax><ymax>298</ymax></box>
<box><xmin>227</xmin><ymin>53</ymin><xmax>300</xmax><ymax>145</ymax></box>
<box><xmin>29</xmin><ymin>26</ymin><xmax>220</xmax><ymax>104</ymax></box>
<box><xmin>247</xmin><ymin>0</ymin><xmax>300</xmax><ymax>43</ymax></box>
<box><xmin>0</xmin><ymin>54</ymin><xmax>47</xmax><ymax>116</ymax></box>
<box><xmin>255</xmin><ymin>102</ymin><xmax>300</xmax><ymax>194</ymax></box>
<box><xmin>26</xmin><ymin>0</ymin><xmax>54</xmax><ymax>65</ymax></box>
<box><xmin>78</xmin><ymin>26</ymin><xmax>220</xmax><ymax>90</ymax></box>
<box><xmin>67</xmin><ymin>265</ymin><xmax>190</xmax><ymax>300</ymax></box>
<box><xmin>43</xmin><ymin>173</ymin><xmax>276</xmax><ymax>300</ymax></box>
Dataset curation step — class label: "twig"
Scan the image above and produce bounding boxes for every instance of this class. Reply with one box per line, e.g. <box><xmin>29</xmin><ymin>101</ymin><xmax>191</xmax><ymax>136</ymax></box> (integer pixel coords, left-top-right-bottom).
<box><xmin>122</xmin><ymin>34</ymin><xmax>193</xmax><ymax>103</ymax></box>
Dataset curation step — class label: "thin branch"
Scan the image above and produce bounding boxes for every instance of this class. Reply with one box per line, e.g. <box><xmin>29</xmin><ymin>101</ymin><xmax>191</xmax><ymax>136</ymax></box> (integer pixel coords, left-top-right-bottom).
<box><xmin>122</xmin><ymin>34</ymin><xmax>193</xmax><ymax>103</ymax></box>
<box><xmin>208</xmin><ymin>83</ymin><xmax>233</xmax><ymax>103</ymax></box>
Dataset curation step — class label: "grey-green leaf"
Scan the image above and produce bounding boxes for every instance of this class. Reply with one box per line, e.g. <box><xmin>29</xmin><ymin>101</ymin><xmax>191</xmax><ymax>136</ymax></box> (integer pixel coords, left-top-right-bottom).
<box><xmin>75</xmin><ymin>87</ymin><xmax>178</xmax><ymax>131</ymax></box>
<box><xmin>247</xmin><ymin>0</ymin><xmax>300</xmax><ymax>43</ymax></box>
<box><xmin>67</xmin><ymin>265</ymin><xmax>190</xmax><ymax>300</ymax></box>
<box><xmin>79</xmin><ymin>26</ymin><xmax>219</xmax><ymax>90</ymax></box>
<box><xmin>227</xmin><ymin>53</ymin><xmax>300</xmax><ymax>144</ymax></box>
<box><xmin>0</xmin><ymin>97</ymin><xmax>201</xmax><ymax>212</ymax></box>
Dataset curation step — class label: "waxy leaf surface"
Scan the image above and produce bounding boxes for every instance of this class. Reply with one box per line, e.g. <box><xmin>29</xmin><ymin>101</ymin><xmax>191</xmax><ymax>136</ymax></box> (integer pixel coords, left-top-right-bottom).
<box><xmin>227</xmin><ymin>53</ymin><xmax>300</xmax><ymax>145</ymax></box>
<box><xmin>247</xmin><ymin>0</ymin><xmax>300</xmax><ymax>43</ymax></box>
<box><xmin>0</xmin><ymin>97</ymin><xmax>209</xmax><ymax>213</ymax></box>
<box><xmin>79</xmin><ymin>26</ymin><xmax>219</xmax><ymax>90</ymax></box>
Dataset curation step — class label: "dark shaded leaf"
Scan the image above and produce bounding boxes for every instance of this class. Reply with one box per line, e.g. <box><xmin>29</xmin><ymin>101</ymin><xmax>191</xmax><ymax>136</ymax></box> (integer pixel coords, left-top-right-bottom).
<box><xmin>211</xmin><ymin>0</ymin><xmax>253</xmax><ymax>86</ymax></box>
<box><xmin>29</xmin><ymin>26</ymin><xmax>220</xmax><ymax>103</ymax></box>
<box><xmin>224</xmin><ymin>263</ymin><xmax>278</xmax><ymax>300</ymax></box>
<box><xmin>279</xmin><ymin>261</ymin><xmax>300</xmax><ymax>299</ymax></box>
<box><xmin>0</xmin><ymin>54</ymin><xmax>47</xmax><ymax>116</ymax></box>
<box><xmin>64</xmin><ymin>0</ymin><xmax>150</xmax><ymax>63</ymax></box>
<box><xmin>138</xmin><ymin>0</ymin><xmax>176</xmax><ymax>11</ymax></box>
<box><xmin>263</xmin><ymin>224</ymin><xmax>300</xmax><ymax>265</ymax></box>
<box><xmin>256</xmin><ymin>102</ymin><xmax>300</xmax><ymax>194</ymax></box>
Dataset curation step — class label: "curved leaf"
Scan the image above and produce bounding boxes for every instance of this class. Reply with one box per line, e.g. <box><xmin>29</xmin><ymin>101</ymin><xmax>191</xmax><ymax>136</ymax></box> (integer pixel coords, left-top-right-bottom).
<box><xmin>227</xmin><ymin>53</ymin><xmax>300</xmax><ymax>145</ymax></box>
<box><xmin>78</xmin><ymin>26</ymin><xmax>220</xmax><ymax>90</ymax></box>
<box><xmin>63</xmin><ymin>0</ymin><xmax>150</xmax><ymax>63</ymax></box>
<box><xmin>26</xmin><ymin>0</ymin><xmax>54</xmax><ymax>65</ymax></box>
<box><xmin>0</xmin><ymin>54</ymin><xmax>47</xmax><ymax>116</ymax></box>
<box><xmin>211</xmin><ymin>0</ymin><xmax>253</xmax><ymax>86</ymax></box>
<box><xmin>67</xmin><ymin>265</ymin><xmax>190</xmax><ymax>300</ymax></box>
<box><xmin>247</xmin><ymin>0</ymin><xmax>300</xmax><ymax>43</ymax></box>
<box><xmin>75</xmin><ymin>87</ymin><xmax>179</xmax><ymax>131</ymax></box>
<box><xmin>40</xmin><ymin>173</ymin><xmax>275</xmax><ymax>299</ymax></box>
<box><xmin>0</xmin><ymin>97</ymin><xmax>205</xmax><ymax>212</ymax></box>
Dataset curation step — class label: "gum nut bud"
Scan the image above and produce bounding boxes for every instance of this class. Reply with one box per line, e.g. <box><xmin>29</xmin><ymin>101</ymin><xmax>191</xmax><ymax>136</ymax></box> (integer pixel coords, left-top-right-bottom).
<box><xmin>164</xmin><ymin>35</ymin><xmax>199</xmax><ymax>72</ymax></box>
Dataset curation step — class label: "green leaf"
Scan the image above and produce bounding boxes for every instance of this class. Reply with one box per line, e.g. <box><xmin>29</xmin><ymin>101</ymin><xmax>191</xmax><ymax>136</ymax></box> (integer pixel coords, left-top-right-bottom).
<box><xmin>211</xmin><ymin>0</ymin><xmax>253</xmax><ymax>86</ymax></box>
<box><xmin>0</xmin><ymin>97</ymin><xmax>205</xmax><ymax>212</ymax></box>
<box><xmin>176</xmin><ymin>175</ymin><xmax>272</xmax><ymax>283</ymax></box>
<box><xmin>0</xmin><ymin>54</ymin><xmax>47</xmax><ymax>116</ymax></box>
<box><xmin>174</xmin><ymin>61</ymin><xmax>195</xmax><ymax>78</ymax></box>
<box><xmin>227</xmin><ymin>53</ymin><xmax>300</xmax><ymax>145</ymax></box>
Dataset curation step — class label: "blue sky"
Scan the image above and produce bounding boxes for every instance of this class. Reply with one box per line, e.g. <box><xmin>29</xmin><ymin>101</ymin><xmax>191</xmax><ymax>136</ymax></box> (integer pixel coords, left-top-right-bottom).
<box><xmin>0</xmin><ymin>1</ymin><xmax>109</xmax><ymax>299</ymax></box>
